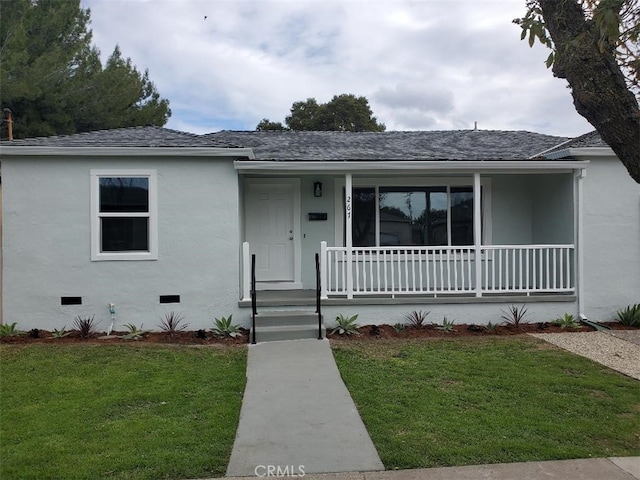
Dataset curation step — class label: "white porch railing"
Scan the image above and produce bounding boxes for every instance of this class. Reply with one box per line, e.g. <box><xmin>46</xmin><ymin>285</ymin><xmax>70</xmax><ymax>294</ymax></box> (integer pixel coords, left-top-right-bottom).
<box><xmin>320</xmin><ymin>242</ymin><xmax>575</xmax><ymax>298</ymax></box>
<box><xmin>481</xmin><ymin>245</ymin><xmax>574</xmax><ymax>294</ymax></box>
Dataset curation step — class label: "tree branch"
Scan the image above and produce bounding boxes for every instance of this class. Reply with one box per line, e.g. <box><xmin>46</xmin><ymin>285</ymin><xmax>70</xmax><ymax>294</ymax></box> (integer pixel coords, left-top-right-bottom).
<box><xmin>539</xmin><ymin>0</ymin><xmax>640</xmax><ymax>183</ymax></box>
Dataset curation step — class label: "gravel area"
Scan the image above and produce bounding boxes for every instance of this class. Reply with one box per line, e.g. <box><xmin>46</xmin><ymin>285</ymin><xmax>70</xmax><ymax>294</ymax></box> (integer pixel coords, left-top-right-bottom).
<box><xmin>607</xmin><ymin>330</ymin><xmax>640</xmax><ymax>346</ymax></box>
<box><xmin>529</xmin><ymin>331</ymin><xmax>640</xmax><ymax>380</ymax></box>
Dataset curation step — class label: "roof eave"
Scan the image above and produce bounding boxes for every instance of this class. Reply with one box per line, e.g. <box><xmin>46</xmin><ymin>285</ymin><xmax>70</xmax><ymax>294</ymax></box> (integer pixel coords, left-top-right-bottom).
<box><xmin>0</xmin><ymin>146</ymin><xmax>255</xmax><ymax>159</ymax></box>
<box><xmin>234</xmin><ymin>159</ymin><xmax>589</xmax><ymax>174</ymax></box>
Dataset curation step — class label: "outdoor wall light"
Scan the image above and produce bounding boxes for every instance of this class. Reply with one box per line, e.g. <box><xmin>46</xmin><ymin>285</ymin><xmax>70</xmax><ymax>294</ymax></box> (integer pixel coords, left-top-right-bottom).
<box><xmin>314</xmin><ymin>181</ymin><xmax>323</xmax><ymax>197</ymax></box>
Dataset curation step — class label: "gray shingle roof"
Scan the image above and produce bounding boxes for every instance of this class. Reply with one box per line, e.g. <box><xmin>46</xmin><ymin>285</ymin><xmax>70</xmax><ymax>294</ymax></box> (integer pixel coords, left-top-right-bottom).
<box><xmin>2</xmin><ymin>126</ymin><xmax>241</xmax><ymax>148</ymax></box>
<box><xmin>540</xmin><ymin>130</ymin><xmax>608</xmax><ymax>156</ymax></box>
<box><xmin>2</xmin><ymin>126</ymin><xmax>598</xmax><ymax>161</ymax></box>
<box><xmin>205</xmin><ymin>130</ymin><xmax>570</xmax><ymax>161</ymax></box>
<box><xmin>563</xmin><ymin>130</ymin><xmax>608</xmax><ymax>148</ymax></box>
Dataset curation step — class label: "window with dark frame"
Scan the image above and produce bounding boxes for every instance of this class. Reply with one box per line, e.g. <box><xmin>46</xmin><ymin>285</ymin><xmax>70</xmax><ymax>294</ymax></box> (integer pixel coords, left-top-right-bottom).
<box><xmin>98</xmin><ymin>177</ymin><xmax>150</xmax><ymax>252</ymax></box>
<box><xmin>348</xmin><ymin>185</ymin><xmax>479</xmax><ymax>247</ymax></box>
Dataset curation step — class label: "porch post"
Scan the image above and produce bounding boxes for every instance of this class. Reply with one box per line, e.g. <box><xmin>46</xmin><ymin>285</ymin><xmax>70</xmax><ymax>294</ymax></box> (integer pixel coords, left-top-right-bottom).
<box><xmin>575</xmin><ymin>169</ymin><xmax>586</xmax><ymax>318</ymax></box>
<box><xmin>345</xmin><ymin>173</ymin><xmax>354</xmax><ymax>299</ymax></box>
<box><xmin>242</xmin><ymin>241</ymin><xmax>251</xmax><ymax>301</ymax></box>
<box><xmin>473</xmin><ymin>173</ymin><xmax>482</xmax><ymax>297</ymax></box>
<box><xmin>320</xmin><ymin>241</ymin><xmax>329</xmax><ymax>300</ymax></box>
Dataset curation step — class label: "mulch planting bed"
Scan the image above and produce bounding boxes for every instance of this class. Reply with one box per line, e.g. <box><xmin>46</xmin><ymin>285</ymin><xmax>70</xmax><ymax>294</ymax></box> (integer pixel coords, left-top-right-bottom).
<box><xmin>326</xmin><ymin>321</ymin><xmax>637</xmax><ymax>340</ymax></box>
<box><xmin>0</xmin><ymin>329</ymin><xmax>250</xmax><ymax>345</ymax></box>
<box><xmin>1</xmin><ymin>323</ymin><xmax>636</xmax><ymax>345</ymax></box>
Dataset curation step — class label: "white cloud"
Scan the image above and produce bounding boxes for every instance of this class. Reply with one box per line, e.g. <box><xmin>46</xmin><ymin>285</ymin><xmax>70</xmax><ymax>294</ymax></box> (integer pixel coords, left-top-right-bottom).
<box><xmin>373</xmin><ymin>84</ymin><xmax>455</xmax><ymax>113</ymax></box>
<box><xmin>82</xmin><ymin>0</ymin><xmax>592</xmax><ymax>136</ymax></box>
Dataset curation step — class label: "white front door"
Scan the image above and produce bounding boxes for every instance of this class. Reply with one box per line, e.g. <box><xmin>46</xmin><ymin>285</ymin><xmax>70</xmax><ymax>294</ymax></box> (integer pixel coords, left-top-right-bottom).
<box><xmin>245</xmin><ymin>182</ymin><xmax>297</xmax><ymax>283</ymax></box>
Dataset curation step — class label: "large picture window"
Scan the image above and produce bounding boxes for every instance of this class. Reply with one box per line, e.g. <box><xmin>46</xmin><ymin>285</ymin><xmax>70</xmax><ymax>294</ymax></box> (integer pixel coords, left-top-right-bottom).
<box><xmin>348</xmin><ymin>184</ymin><xmax>480</xmax><ymax>247</ymax></box>
<box><xmin>91</xmin><ymin>171</ymin><xmax>157</xmax><ymax>260</ymax></box>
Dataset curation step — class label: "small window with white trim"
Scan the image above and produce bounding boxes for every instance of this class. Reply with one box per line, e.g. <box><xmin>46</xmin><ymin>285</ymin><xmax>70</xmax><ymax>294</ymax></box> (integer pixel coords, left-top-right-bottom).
<box><xmin>91</xmin><ymin>170</ymin><xmax>157</xmax><ymax>260</ymax></box>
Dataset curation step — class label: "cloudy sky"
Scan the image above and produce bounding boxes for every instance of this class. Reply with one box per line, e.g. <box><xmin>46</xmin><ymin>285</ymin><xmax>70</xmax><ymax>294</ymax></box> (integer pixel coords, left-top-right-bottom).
<box><xmin>82</xmin><ymin>0</ymin><xmax>593</xmax><ymax>137</ymax></box>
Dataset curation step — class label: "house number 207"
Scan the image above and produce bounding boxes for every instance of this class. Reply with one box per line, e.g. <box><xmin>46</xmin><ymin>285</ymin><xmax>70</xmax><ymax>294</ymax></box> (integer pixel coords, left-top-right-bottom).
<box><xmin>346</xmin><ymin>195</ymin><xmax>352</xmax><ymax>219</ymax></box>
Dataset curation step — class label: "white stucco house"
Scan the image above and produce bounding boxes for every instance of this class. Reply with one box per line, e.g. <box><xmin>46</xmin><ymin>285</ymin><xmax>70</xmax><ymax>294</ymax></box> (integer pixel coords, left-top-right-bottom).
<box><xmin>0</xmin><ymin>127</ymin><xmax>638</xmax><ymax>337</ymax></box>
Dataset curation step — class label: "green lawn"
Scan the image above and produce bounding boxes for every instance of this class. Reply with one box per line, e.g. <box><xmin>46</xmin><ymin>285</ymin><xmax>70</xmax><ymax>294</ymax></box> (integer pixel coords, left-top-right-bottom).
<box><xmin>0</xmin><ymin>344</ymin><xmax>247</xmax><ymax>480</ymax></box>
<box><xmin>332</xmin><ymin>337</ymin><xmax>640</xmax><ymax>469</ymax></box>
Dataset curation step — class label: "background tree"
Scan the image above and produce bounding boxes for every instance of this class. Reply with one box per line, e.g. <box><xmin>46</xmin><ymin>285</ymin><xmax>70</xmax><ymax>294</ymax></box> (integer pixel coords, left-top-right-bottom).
<box><xmin>73</xmin><ymin>46</ymin><xmax>171</xmax><ymax>132</ymax></box>
<box><xmin>515</xmin><ymin>0</ymin><xmax>640</xmax><ymax>183</ymax></box>
<box><xmin>256</xmin><ymin>118</ymin><xmax>287</xmax><ymax>131</ymax></box>
<box><xmin>0</xmin><ymin>0</ymin><xmax>170</xmax><ymax>139</ymax></box>
<box><xmin>257</xmin><ymin>94</ymin><xmax>386</xmax><ymax>132</ymax></box>
<box><xmin>285</xmin><ymin>97</ymin><xmax>323</xmax><ymax>131</ymax></box>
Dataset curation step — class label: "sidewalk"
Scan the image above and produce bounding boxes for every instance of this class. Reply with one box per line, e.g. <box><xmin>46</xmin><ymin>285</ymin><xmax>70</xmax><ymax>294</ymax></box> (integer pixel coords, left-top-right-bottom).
<box><xmin>226</xmin><ymin>339</ymin><xmax>384</xmax><ymax>476</ymax></box>
<box><xmin>223</xmin><ymin>456</ymin><xmax>639</xmax><ymax>479</ymax></box>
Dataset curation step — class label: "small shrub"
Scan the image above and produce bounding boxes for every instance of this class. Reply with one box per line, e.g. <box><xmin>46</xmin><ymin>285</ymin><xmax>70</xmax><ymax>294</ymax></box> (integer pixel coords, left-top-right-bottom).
<box><xmin>332</xmin><ymin>314</ymin><xmax>360</xmax><ymax>335</ymax></box>
<box><xmin>51</xmin><ymin>327</ymin><xmax>71</xmax><ymax>339</ymax></box>
<box><xmin>0</xmin><ymin>323</ymin><xmax>22</xmax><ymax>337</ymax></box>
<box><xmin>501</xmin><ymin>304</ymin><xmax>529</xmax><ymax>327</ymax></box>
<box><xmin>467</xmin><ymin>324</ymin><xmax>486</xmax><ymax>333</ymax></box>
<box><xmin>120</xmin><ymin>323</ymin><xmax>147</xmax><ymax>341</ymax></box>
<box><xmin>436</xmin><ymin>317</ymin><xmax>456</xmax><ymax>332</ymax></box>
<box><xmin>369</xmin><ymin>325</ymin><xmax>380</xmax><ymax>336</ymax></box>
<box><xmin>552</xmin><ymin>313</ymin><xmax>581</xmax><ymax>329</ymax></box>
<box><xmin>404</xmin><ymin>310</ymin><xmax>430</xmax><ymax>329</ymax></box>
<box><xmin>194</xmin><ymin>329</ymin><xmax>208</xmax><ymax>339</ymax></box>
<box><xmin>158</xmin><ymin>311</ymin><xmax>189</xmax><ymax>335</ymax></box>
<box><xmin>211</xmin><ymin>315</ymin><xmax>241</xmax><ymax>338</ymax></box>
<box><xmin>616</xmin><ymin>304</ymin><xmax>640</xmax><ymax>327</ymax></box>
<box><xmin>73</xmin><ymin>315</ymin><xmax>97</xmax><ymax>339</ymax></box>
<box><xmin>486</xmin><ymin>321</ymin><xmax>498</xmax><ymax>332</ymax></box>
<box><xmin>28</xmin><ymin>328</ymin><xmax>40</xmax><ymax>338</ymax></box>
<box><xmin>392</xmin><ymin>323</ymin><xmax>406</xmax><ymax>333</ymax></box>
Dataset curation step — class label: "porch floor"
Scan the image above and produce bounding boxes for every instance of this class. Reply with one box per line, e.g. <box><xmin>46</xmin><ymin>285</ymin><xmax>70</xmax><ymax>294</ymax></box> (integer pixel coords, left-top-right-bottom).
<box><xmin>238</xmin><ymin>290</ymin><xmax>576</xmax><ymax>308</ymax></box>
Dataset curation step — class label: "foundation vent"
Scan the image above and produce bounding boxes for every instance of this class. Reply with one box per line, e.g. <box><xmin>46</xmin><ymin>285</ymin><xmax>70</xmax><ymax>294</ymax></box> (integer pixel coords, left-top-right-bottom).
<box><xmin>61</xmin><ymin>296</ymin><xmax>82</xmax><ymax>305</ymax></box>
<box><xmin>159</xmin><ymin>295</ymin><xmax>180</xmax><ymax>304</ymax></box>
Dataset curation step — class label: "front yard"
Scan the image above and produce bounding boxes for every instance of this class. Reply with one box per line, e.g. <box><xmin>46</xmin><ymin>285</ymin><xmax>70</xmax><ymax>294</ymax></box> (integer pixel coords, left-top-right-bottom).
<box><xmin>332</xmin><ymin>337</ymin><xmax>640</xmax><ymax>469</ymax></box>
<box><xmin>0</xmin><ymin>344</ymin><xmax>247</xmax><ymax>480</ymax></box>
<box><xmin>2</xmin><ymin>336</ymin><xmax>638</xmax><ymax>479</ymax></box>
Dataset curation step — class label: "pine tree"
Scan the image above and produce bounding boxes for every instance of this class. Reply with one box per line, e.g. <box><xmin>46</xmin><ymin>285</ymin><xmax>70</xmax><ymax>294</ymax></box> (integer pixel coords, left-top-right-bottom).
<box><xmin>0</xmin><ymin>0</ymin><xmax>170</xmax><ymax>139</ymax></box>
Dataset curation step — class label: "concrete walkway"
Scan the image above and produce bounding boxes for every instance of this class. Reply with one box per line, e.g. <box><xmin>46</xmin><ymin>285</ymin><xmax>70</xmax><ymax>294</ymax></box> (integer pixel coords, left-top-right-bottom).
<box><xmin>226</xmin><ymin>339</ymin><xmax>384</xmax><ymax>477</ymax></box>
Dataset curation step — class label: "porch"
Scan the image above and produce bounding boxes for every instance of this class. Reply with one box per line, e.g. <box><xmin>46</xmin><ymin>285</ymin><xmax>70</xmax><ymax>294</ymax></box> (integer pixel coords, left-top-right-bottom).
<box><xmin>236</xmin><ymin>153</ymin><xmax>588</xmax><ymax>318</ymax></box>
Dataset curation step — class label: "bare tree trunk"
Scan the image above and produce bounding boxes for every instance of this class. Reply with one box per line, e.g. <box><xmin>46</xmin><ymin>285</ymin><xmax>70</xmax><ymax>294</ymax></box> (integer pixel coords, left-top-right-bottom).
<box><xmin>539</xmin><ymin>0</ymin><xmax>640</xmax><ymax>183</ymax></box>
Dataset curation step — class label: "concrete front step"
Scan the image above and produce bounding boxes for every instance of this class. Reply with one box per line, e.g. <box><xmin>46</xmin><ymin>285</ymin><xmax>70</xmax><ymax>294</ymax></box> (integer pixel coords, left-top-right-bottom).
<box><xmin>256</xmin><ymin>310</ymin><xmax>321</xmax><ymax>326</ymax></box>
<box><xmin>252</xmin><ymin>310</ymin><xmax>325</xmax><ymax>342</ymax></box>
<box><xmin>254</xmin><ymin>324</ymin><xmax>326</xmax><ymax>342</ymax></box>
